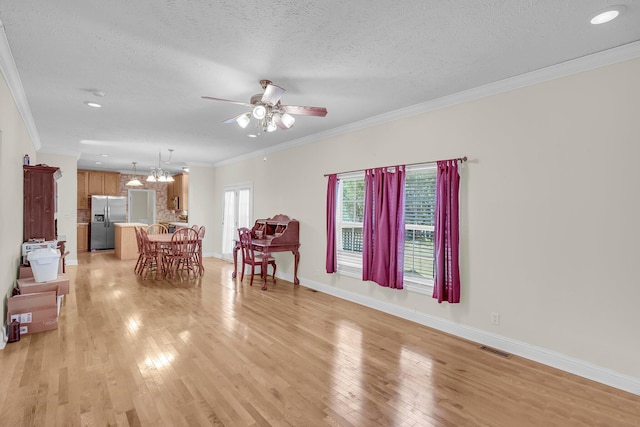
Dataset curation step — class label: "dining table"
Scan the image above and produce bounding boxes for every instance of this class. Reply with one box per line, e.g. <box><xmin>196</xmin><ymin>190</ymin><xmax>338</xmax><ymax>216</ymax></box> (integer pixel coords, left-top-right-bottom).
<box><xmin>146</xmin><ymin>233</ymin><xmax>203</xmax><ymax>279</ymax></box>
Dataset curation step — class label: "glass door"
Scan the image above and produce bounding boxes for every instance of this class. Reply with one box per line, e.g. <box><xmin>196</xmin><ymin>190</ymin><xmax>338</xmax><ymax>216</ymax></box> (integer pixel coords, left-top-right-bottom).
<box><xmin>221</xmin><ymin>183</ymin><xmax>252</xmax><ymax>260</ymax></box>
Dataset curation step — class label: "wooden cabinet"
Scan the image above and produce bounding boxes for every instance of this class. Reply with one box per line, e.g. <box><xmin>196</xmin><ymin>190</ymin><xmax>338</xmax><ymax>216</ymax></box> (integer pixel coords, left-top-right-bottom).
<box><xmin>24</xmin><ymin>165</ymin><xmax>60</xmax><ymax>241</ymax></box>
<box><xmin>103</xmin><ymin>172</ymin><xmax>120</xmax><ymax>195</ymax></box>
<box><xmin>77</xmin><ymin>223</ymin><xmax>88</xmax><ymax>252</ymax></box>
<box><xmin>172</xmin><ymin>173</ymin><xmax>189</xmax><ymax>211</ymax></box>
<box><xmin>166</xmin><ymin>181</ymin><xmax>176</xmax><ymax>210</ymax></box>
<box><xmin>77</xmin><ymin>170</ymin><xmax>89</xmax><ymax>209</ymax></box>
<box><xmin>87</xmin><ymin>170</ymin><xmax>120</xmax><ymax>196</ymax></box>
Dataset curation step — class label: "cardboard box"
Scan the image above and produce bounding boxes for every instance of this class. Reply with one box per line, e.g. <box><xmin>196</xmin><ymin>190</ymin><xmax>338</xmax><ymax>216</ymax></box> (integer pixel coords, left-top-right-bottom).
<box><xmin>17</xmin><ymin>274</ymin><xmax>70</xmax><ymax>296</ymax></box>
<box><xmin>7</xmin><ymin>291</ymin><xmax>58</xmax><ymax>334</ymax></box>
<box><xmin>19</xmin><ymin>265</ymin><xmax>33</xmax><ymax>278</ymax></box>
<box><xmin>17</xmin><ymin>318</ymin><xmax>58</xmax><ymax>335</ymax></box>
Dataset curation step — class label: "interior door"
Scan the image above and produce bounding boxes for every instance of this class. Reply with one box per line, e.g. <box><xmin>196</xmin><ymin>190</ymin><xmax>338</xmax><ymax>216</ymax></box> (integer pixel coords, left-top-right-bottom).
<box><xmin>221</xmin><ymin>183</ymin><xmax>252</xmax><ymax>260</ymax></box>
<box><xmin>128</xmin><ymin>190</ymin><xmax>156</xmax><ymax>224</ymax></box>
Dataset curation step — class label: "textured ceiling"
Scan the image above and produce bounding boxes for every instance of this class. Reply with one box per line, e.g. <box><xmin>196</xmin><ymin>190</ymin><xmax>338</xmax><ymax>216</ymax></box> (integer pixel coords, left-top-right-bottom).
<box><xmin>0</xmin><ymin>0</ymin><xmax>639</xmax><ymax>174</ymax></box>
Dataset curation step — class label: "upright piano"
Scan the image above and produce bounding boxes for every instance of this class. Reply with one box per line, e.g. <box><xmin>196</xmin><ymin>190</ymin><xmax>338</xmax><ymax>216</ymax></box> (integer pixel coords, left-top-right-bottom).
<box><xmin>233</xmin><ymin>214</ymin><xmax>300</xmax><ymax>290</ymax></box>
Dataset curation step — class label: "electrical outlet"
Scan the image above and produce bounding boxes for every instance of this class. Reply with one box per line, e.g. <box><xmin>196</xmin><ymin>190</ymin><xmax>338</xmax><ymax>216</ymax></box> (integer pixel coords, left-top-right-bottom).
<box><xmin>491</xmin><ymin>312</ymin><xmax>500</xmax><ymax>326</ymax></box>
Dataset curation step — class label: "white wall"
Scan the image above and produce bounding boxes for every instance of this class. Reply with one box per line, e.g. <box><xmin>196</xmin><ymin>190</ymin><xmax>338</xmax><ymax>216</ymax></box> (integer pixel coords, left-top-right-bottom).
<box><xmin>0</xmin><ymin>69</ymin><xmax>36</xmax><ymax>335</ymax></box>
<box><xmin>38</xmin><ymin>152</ymin><xmax>78</xmax><ymax>264</ymax></box>
<box><xmin>210</xmin><ymin>58</ymin><xmax>640</xmax><ymax>389</ymax></box>
<box><xmin>186</xmin><ymin>166</ymin><xmax>217</xmax><ymax>256</ymax></box>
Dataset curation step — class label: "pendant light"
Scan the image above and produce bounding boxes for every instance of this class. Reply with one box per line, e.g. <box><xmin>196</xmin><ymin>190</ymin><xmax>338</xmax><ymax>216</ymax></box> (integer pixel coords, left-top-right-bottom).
<box><xmin>126</xmin><ymin>162</ymin><xmax>143</xmax><ymax>186</ymax></box>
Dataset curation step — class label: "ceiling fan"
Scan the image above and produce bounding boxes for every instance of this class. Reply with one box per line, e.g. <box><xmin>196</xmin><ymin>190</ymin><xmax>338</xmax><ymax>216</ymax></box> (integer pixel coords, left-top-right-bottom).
<box><xmin>202</xmin><ymin>80</ymin><xmax>327</xmax><ymax>135</ymax></box>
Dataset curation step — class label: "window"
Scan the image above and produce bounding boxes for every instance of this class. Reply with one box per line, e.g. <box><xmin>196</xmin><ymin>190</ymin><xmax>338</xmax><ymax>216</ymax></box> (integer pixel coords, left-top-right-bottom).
<box><xmin>335</xmin><ymin>165</ymin><xmax>437</xmax><ymax>293</ymax></box>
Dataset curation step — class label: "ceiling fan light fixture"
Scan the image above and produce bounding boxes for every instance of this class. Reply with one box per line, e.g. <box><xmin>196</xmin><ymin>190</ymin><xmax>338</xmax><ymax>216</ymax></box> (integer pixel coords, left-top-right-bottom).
<box><xmin>236</xmin><ymin>113</ymin><xmax>251</xmax><ymax>128</ymax></box>
<box><xmin>281</xmin><ymin>113</ymin><xmax>295</xmax><ymax>128</ymax></box>
<box><xmin>203</xmin><ymin>80</ymin><xmax>327</xmax><ymax>135</ymax></box>
<box><xmin>252</xmin><ymin>105</ymin><xmax>266</xmax><ymax>120</ymax></box>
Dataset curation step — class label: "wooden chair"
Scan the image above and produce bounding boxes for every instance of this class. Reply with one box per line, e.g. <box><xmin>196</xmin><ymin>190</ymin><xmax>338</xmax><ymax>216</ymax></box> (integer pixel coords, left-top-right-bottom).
<box><xmin>146</xmin><ymin>223</ymin><xmax>168</xmax><ymax>234</ymax></box>
<box><xmin>134</xmin><ymin>226</ymin><xmax>144</xmax><ymax>275</ymax></box>
<box><xmin>165</xmin><ymin>227</ymin><xmax>199</xmax><ymax>278</ymax></box>
<box><xmin>138</xmin><ymin>228</ymin><xmax>164</xmax><ymax>279</ymax></box>
<box><xmin>194</xmin><ymin>226</ymin><xmax>205</xmax><ymax>275</ymax></box>
<box><xmin>238</xmin><ymin>227</ymin><xmax>276</xmax><ymax>286</ymax></box>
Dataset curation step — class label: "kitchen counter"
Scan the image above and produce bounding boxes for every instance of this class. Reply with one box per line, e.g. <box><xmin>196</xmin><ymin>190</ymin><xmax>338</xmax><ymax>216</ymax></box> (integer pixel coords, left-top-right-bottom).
<box><xmin>114</xmin><ymin>223</ymin><xmax>146</xmax><ymax>260</ymax></box>
<box><xmin>114</xmin><ymin>222</ymin><xmax>147</xmax><ymax>228</ymax></box>
<box><xmin>169</xmin><ymin>221</ymin><xmax>190</xmax><ymax>227</ymax></box>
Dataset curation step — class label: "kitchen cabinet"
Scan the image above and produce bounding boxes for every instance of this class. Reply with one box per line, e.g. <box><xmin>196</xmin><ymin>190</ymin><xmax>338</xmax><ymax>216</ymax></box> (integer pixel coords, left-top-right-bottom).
<box><xmin>24</xmin><ymin>165</ymin><xmax>60</xmax><ymax>242</ymax></box>
<box><xmin>87</xmin><ymin>171</ymin><xmax>121</xmax><ymax>196</ymax></box>
<box><xmin>172</xmin><ymin>173</ymin><xmax>189</xmax><ymax>211</ymax></box>
<box><xmin>77</xmin><ymin>223</ymin><xmax>88</xmax><ymax>252</ymax></box>
<box><xmin>77</xmin><ymin>170</ymin><xmax>89</xmax><ymax>209</ymax></box>
<box><xmin>166</xmin><ymin>181</ymin><xmax>176</xmax><ymax>210</ymax></box>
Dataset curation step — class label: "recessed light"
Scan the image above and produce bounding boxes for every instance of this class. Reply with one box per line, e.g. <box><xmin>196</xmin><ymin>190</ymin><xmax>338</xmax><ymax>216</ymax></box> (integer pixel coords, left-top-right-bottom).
<box><xmin>590</xmin><ymin>6</ymin><xmax>624</xmax><ymax>24</ymax></box>
<box><xmin>84</xmin><ymin>101</ymin><xmax>102</xmax><ymax>108</ymax></box>
<box><xmin>95</xmin><ymin>161</ymin><xmax>102</xmax><ymax>165</ymax></box>
<box><xmin>100</xmin><ymin>154</ymin><xmax>108</xmax><ymax>157</ymax></box>
<box><xmin>248</xmin><ymin>134</ymin><xmax>258</xmax><ymax>138</ymax></box>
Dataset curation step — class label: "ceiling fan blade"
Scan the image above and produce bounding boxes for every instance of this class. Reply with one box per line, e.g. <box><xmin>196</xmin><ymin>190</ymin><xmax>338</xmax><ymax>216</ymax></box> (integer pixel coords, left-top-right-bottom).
<box><xmin>261</xmin><ymin>84</ymin><xmax>286</xmax><ymax>106</ymax></box>
<box><xmin>201</xmin><ymin>96</ymin><xmax>253</xmax><ymax>107</ymax></box>
<box><xmin>281</xmin><ymin>105</ymin><xmax>328</xmax><ymax>117</ymax></box>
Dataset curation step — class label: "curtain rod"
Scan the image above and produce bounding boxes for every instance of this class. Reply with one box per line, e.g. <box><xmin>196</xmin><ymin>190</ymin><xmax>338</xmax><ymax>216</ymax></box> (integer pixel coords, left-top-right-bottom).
<box><xmin>323</xmin><ymin>156</ymin><xmax>467</xmax><ymax>177</ymax></box>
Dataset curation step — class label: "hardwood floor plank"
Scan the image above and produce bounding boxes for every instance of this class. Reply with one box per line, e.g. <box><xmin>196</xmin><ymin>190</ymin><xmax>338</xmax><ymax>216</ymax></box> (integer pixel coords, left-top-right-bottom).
<box><xmin>1</xmin><ymin>252</ymin><xmax>639</xmax><ymax>426</ymax></box>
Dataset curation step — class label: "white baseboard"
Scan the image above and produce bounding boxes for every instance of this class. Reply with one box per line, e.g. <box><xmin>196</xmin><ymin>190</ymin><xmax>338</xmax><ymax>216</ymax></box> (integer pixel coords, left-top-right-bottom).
<box><xmin>65</xmin><ymin>259</ymin><xmax>78</xmax><ymax>266</ymax></box>
<box><xmin>275</xmin><ymin>271</ymin><xmax>640</xmax><ymax>397</ymax></box>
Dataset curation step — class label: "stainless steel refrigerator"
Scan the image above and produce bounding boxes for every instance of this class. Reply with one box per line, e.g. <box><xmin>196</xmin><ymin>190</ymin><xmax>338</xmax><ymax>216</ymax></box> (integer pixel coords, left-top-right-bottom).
<box><xmin>90</xmin><ymin>195</ymin><xmax>126</xmax><ymax>250</ymax></box>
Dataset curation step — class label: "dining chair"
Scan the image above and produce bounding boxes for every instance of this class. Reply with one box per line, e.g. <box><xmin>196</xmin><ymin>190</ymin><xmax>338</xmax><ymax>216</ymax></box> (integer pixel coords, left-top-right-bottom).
<box><xmin>165</xmin><ymin>227</ymin><xmax>199</xmax><ymax>278</ymax></box>
<box><xmin>147</xmin><ymin>223</ymin><xmax>169</xmax><ymax>234</ymax></box>
<box><xmin>134</xmin><ymin>226</ymin><xmax>144</xmax><ymax>275</ymax></box>
<box><xmin>238</xmin><ymin>227</ymin><xmax>276</xmax><ymax>286</ymax></box>
<box><xmin>139</xmin><ymin>227</ymin><xmax>164</xmax><ymax>279</ymax></box>
<box><xmin>195</xmin><ymin>226</ymin><xmax>206</xmax><ymax>275</ymax></box>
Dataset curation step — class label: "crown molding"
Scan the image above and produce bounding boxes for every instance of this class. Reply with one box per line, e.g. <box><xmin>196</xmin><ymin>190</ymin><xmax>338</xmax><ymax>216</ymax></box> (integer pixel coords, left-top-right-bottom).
<box><xmin>0</xmin><ymin>20</ymin><xmax>41</xmax><ymax>150</ymax></box>
<box><xmin>217</xmin><ymin>40</ymin><xmax>640</xmax><ymax>167</ymax></box>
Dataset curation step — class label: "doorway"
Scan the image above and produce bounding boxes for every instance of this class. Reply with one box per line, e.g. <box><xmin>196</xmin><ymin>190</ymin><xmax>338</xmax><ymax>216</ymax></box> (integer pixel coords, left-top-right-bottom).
<box><xmin>221</xmin><ymin>183</ymin><xmax>252</xmax><ymax>260</ymax></box>
<box><xmin>128</xmin><ymin>189</ymin><xmax>156</xmax><ymax>224</ymax></box>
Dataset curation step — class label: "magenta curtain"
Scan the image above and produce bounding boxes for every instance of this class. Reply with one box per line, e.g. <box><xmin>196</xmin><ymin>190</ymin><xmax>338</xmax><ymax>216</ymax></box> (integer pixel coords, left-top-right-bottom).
<box><xmin>362</xmin><ymin>166</ymin><xmax>406</xmax><ymax>289</ymax></box>
<box><xmin>433</xmin><ymin>160</ymin><xmax>461</xmax><ymax>303</ymax></box>
<box><xmin>325</xmin><ymin>174</ymin><xmax>339</xmax><ymax>273</ymax></box>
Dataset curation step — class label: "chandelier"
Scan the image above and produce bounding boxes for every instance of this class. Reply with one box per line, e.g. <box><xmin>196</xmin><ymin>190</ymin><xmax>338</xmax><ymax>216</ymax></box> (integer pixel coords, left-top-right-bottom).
<box><xmin>146</xmin><ymin>149</ymin><xmax>175</xmax><ymax>183</ymax></box>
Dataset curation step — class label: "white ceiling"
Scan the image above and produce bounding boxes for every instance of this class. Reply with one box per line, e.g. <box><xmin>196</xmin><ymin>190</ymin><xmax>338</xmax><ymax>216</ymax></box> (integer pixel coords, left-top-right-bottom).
<box><xmin>1</xmin><ymin>1</ymin><xmax>639</xmax><ymax>175</ymax></box>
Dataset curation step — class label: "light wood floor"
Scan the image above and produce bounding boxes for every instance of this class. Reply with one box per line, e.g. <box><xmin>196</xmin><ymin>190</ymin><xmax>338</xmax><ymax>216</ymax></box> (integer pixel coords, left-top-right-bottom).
<box><xmin>1</xmin><ymin>252</ymin><xmax>639</xmax><ymax>426</ymax></box>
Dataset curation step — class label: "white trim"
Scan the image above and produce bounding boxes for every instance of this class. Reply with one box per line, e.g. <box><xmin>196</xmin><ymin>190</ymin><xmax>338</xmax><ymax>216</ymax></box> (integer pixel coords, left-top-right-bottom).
<box><xmin>0</xmin><ymin>19</ymin><xmax>41</xmax><ymax>150</ymax></box>
<box><xmin>0</xmin><ymin>327</ymin><xmax>6</xmax><ymax>350</ymax></box>
<box><xmin>272</xmin><ymin>271</ymin><xmax>640</xmax><ymax>397</ymax></box>
<box><xmin>216</xmin><ymin>41</ymin><xmax>640</xmax><ymax>168</ymax></box>
<box><xmin>66</xmin><ymin>259</ymin><xmax>78</xmax><ymax>266</ymax></box>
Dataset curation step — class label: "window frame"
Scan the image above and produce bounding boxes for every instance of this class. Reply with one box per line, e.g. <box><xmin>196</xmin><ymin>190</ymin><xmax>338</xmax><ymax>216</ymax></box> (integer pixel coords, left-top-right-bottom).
<box><xmin>334</xmin><ymin>164</ymin><xmax>436</xmax><ymax>294</ymax></box>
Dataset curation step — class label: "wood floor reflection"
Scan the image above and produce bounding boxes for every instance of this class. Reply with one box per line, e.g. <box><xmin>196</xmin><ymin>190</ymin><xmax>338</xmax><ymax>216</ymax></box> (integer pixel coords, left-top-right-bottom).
<box><xmin>1</xmin><ymin>251</ymin><xmax>639</xmax><ymax>426</ymax></box>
